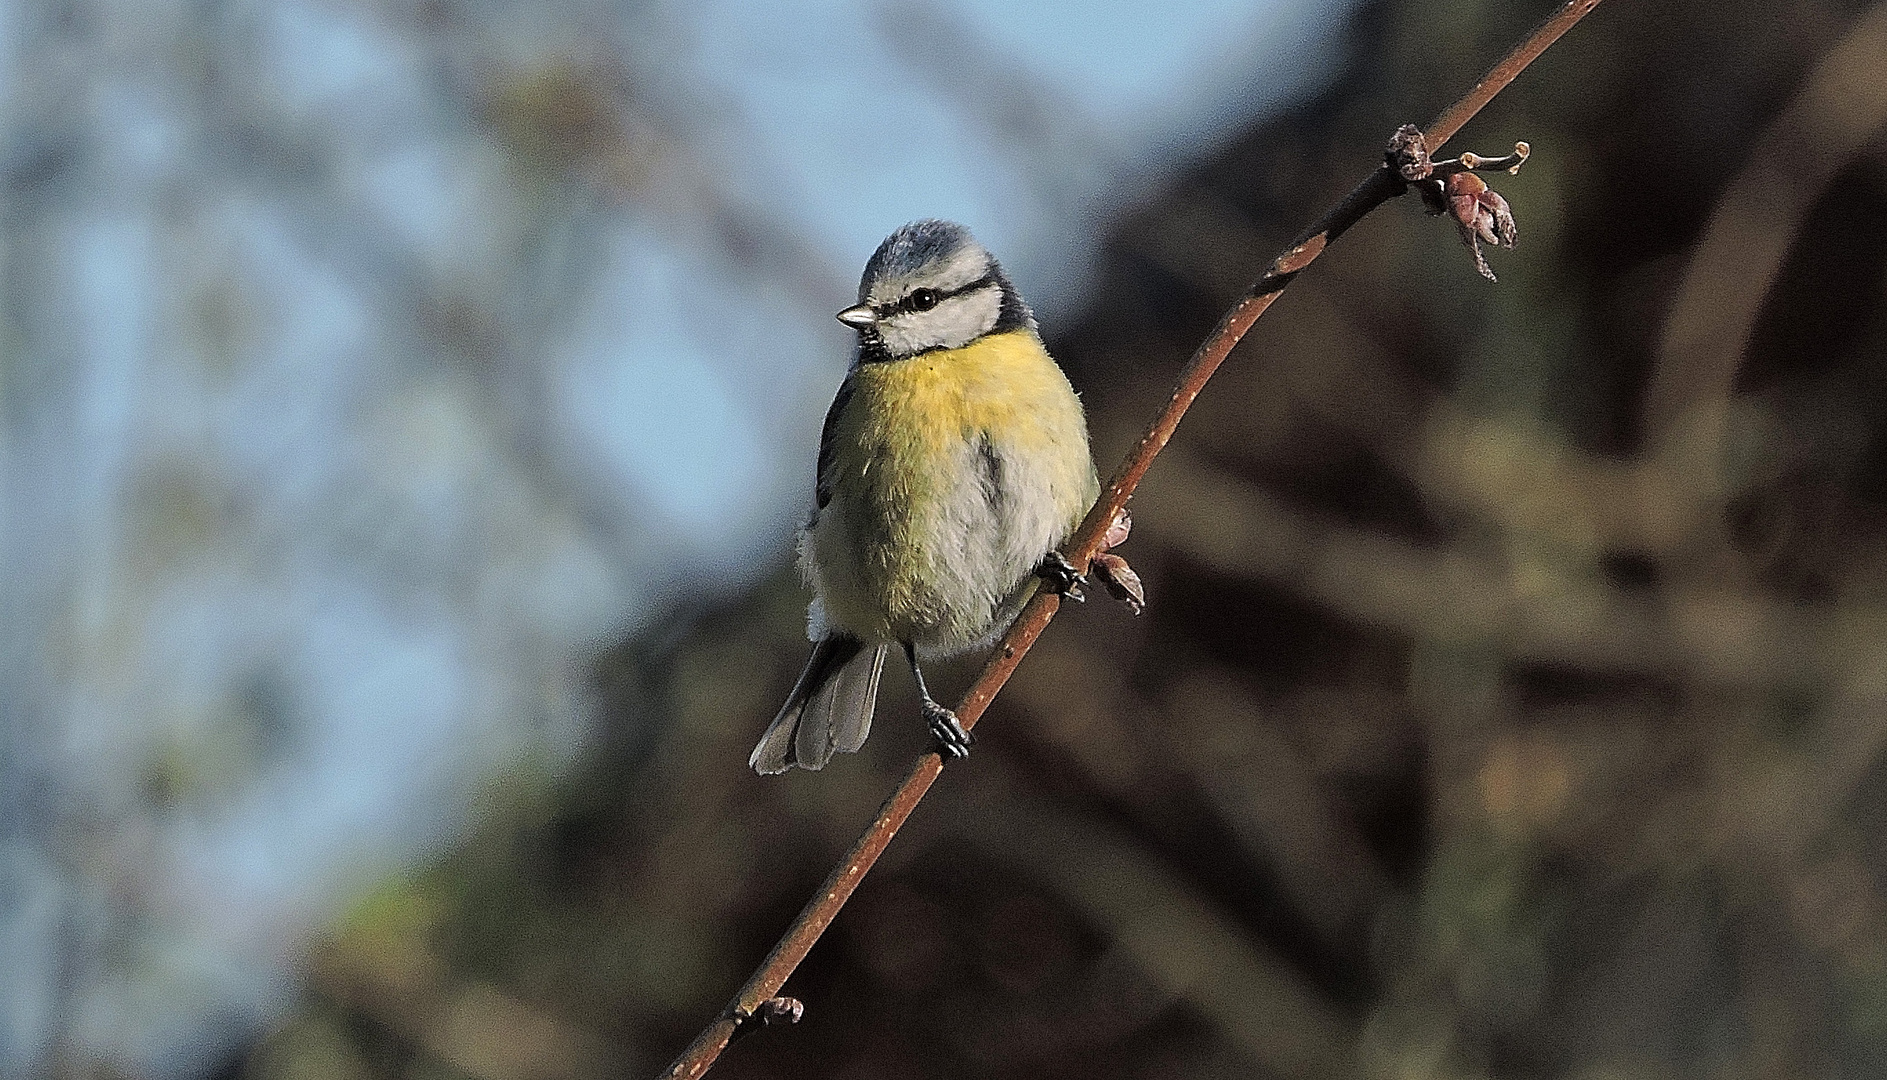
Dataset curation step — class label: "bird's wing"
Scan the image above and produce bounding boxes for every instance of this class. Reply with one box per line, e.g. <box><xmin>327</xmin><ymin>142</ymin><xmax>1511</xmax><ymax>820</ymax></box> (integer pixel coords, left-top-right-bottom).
<box><xmin>814</xmin><ymin>369</ymin><xmax>857</xmax><ymax>511</ymax></box>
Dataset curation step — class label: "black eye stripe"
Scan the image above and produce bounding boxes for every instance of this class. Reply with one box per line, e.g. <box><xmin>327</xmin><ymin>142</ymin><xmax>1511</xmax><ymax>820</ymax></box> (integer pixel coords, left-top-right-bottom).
<box><xmin>883</xmin><ymin>273</ymin><xmax>998</xmax><ymax>316</ymax></box>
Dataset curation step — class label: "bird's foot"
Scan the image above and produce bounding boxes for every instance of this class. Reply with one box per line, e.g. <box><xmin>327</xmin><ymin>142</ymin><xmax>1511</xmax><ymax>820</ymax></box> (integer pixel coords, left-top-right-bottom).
<box><xmin>1037</xmin><ymin>551</ymin><xmax>1088</xmax><ymax>601</ymax></box>
<box><xmin>923</xmin><ymin>700</ymin><xmax>974</xmax><ymax>760</ymax></box>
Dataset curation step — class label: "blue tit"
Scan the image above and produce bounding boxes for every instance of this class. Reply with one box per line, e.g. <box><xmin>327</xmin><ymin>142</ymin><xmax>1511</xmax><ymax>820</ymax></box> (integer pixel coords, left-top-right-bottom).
<box><xmin>750</xmin><ymin>220</ymin><xmax>1099</xmax><ymax>774</ymax></box>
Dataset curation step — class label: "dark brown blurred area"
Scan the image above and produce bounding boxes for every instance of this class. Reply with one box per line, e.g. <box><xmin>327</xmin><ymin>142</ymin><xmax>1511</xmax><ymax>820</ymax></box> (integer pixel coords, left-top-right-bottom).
<box><xmin>245</xmin><ymin>0</ymin><xmax>1887</xmax><ymax>1077</ymax></box>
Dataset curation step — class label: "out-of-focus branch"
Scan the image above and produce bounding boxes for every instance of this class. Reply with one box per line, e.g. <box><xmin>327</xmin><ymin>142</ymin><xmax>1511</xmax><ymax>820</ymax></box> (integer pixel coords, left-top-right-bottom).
<box><xmin>1138</xmin><ymin>448</ymin><xmax>1859</xmax><ymax>690</ymax></box>
<box><xmin>1005</xmin><ymin>633</ymin><xmax>1394</xmax><ymax>950</ymax></box>
<box><xmin>310</xmin><ymin>937</ymin><xmax>623</xmax><ymax>1080</ymax></box>
<box><xmin>1647</xmin><ymin>0</ymin><xmax>1887</xmax><ymax>546</ymax></box>
<box><xmin>658</xmin><ymin>4</ymin><xmax>1607</xmax><ymax>1076</ymax></box>
<box><xmin>944</xmin><ymin>763</ymin><xmax>1355</xmax><ymax>1076</ymax></box>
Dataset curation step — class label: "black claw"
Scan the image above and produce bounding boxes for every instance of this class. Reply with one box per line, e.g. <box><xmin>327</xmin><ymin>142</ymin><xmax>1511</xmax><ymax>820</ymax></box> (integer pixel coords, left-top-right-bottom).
<box><xmin>923</xmin><ymin>702</ymin><xmax>974</xmax><ymax>760</ymax></box>
<box><xmin>1037</xmin><ymin>551</ymin><xmax>1088</xmax><ymax>601</ymax></box>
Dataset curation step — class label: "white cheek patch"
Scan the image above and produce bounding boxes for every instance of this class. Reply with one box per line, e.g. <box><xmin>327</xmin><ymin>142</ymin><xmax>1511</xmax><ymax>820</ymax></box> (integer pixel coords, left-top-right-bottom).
<box><xmin>877</xmin><ymin>286</ymin><xmax>1002</xmax><ymax>356</ymax></box>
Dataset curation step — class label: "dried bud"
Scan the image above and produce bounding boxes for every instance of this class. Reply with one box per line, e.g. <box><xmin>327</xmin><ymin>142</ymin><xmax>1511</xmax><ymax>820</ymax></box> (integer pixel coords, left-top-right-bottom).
<box><xmin>729</xmin><ymin>995</ymin><xmax>805</xmax><ymax>1042</ymax></box>
<box><xmin>756</xmin><ymin>997</ymin><xmax>803</xmax><ymax>1026</ymax></box>
<box><xmin>1444</xmin><ymin>171</ymin><xmax>1517</xmax><ymax>281</ymax></box>
<box><xmin>1101</xmin><ymin>506</ymin><xmax>1132</xmax><ymax>552</ymax></box>
<box><xmin>1091</xmin><ymin>553</ymin><xmax>1145</xmax><ymax>615</ymax></box>
<box><xmin>1386</xmin><ymin>124</ymin><xmax>1432</xmax><ymax>183</ymax></box>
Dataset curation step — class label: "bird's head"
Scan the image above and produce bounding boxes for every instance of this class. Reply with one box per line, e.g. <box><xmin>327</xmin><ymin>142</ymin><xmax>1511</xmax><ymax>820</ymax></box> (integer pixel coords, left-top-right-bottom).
<box><xmin>837</xmin><ymin>220</ymin><xmax>1032</xmax><ymax>360</ymax></box>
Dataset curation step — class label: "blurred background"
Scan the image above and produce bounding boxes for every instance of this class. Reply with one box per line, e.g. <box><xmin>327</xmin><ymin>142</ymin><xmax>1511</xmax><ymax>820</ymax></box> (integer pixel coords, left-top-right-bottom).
<box><xmin>6</xmin><ymin>0</ymin><xmax>1887</xmax><ymax>1076</ymax></box>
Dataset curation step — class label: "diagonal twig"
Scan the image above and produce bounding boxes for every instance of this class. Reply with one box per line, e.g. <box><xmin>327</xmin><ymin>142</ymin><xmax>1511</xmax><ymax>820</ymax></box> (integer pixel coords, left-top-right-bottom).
<box><xmin>657</xmin><ymin>3</ymin><xmax>1607</xmax><ymax>1076</ymax></box>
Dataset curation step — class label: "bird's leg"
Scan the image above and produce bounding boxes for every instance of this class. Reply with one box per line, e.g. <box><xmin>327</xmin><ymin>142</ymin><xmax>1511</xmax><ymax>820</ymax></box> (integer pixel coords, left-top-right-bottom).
<box><xmin>903</xmin><ymin>641</ymin><xmax>972</xmax><ymax>759</ymax></box>
<box><xmin>1036</xmin><ymin>551</ymin><xmax>1088</xmax><ymax>601</ymax></box>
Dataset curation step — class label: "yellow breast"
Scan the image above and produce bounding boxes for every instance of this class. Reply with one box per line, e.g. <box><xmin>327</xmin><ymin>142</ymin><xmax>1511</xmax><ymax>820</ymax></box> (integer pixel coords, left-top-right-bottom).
<box><xmin>842</xmin><ymin>330</ymin><xmax>1086</xmax><ymax>471</ymax></box>
<box><xmin>807</xmin><ymin>329</ymin><xmax>1098</xmax><ymax>651</ymax></box>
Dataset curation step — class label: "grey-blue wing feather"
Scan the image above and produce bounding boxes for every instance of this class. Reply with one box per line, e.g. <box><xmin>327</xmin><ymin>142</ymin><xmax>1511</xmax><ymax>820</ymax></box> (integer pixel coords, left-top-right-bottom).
<box><xmin>814</xmin><ymin>370</ymin><xmax>856</xmax><ymax>511</ymax></box>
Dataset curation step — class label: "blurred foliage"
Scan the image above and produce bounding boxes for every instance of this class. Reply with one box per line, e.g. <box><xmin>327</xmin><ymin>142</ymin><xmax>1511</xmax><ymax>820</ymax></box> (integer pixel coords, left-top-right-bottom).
<box><xmin>244</xmin><ymin>0</ymin><xmax>1887</xmax><ymax>1077</ymax></box>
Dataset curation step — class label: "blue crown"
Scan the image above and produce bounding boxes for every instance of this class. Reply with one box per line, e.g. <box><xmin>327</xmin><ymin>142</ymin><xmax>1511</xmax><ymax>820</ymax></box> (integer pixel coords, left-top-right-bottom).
<box><xmin>860</xmin><ymin>220</ymin><xmax>979</xmax><ymax>293</ymax></box>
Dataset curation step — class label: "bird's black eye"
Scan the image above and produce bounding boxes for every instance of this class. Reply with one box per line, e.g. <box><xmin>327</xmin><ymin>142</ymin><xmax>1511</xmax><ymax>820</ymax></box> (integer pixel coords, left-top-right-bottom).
<box><xmin>908</xmin><ymin>288</ymin><xmax>939</xmax><ymax>312</ymax></box>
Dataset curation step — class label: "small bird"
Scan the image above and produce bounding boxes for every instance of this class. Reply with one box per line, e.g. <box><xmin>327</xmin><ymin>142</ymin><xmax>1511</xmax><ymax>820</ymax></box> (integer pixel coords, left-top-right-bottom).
<box><xmin>750</xmin><ymin>220</ymin><xmax>1098</xmax><ymax>774</ymax></box>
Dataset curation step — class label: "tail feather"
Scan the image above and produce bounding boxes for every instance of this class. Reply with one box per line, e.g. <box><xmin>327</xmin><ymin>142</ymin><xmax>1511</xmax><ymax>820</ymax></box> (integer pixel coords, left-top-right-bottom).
<box><xmin>750</xmin><ymin>637</ymin><xmax>888</xmax><ymax>774</ymax></box>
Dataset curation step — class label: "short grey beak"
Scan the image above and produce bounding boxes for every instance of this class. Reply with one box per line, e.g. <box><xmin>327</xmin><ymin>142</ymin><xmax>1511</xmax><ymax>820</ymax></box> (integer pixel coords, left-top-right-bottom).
<box><xmin>835</xmin><ymin>304</ymin><xmax>877</xmax><ymax>329</ymax></box>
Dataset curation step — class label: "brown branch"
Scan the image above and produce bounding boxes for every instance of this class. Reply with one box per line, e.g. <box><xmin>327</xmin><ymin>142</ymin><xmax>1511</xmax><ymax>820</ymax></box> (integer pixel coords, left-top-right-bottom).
<box><xmin>656</xmin><ymin>3</ymin><xmax>1607</xmax><ymax>1075</ymax></box>
<box><xmin>1425</xmin><ymin>0</ymin><xmax>1606</xmax><ymax>149</ymax></box>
